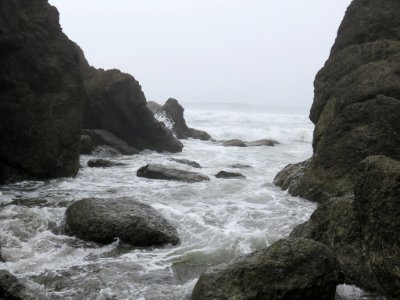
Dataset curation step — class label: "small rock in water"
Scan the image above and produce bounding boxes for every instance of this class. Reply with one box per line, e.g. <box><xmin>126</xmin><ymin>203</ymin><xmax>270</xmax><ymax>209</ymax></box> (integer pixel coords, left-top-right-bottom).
<box><xmin>87</xmin><ymin>159</ymin><xmax>126</xmax><ymax>168</ymax></box>
<box><xmin>246</xmin><ymin>139</ymin><xmax>280</xmax><ymax>147</ymax></box>
<box><xmin>230</xmin><ymin>164</ymin><xmax>251</xmax><ymax>169</ymax></box>
<box><xmin>222</xmin><ymin>139</ymin><xmax>247</xmax><ymax>147</ymax></box>
<box><xmin>65</xmin><ymin>197</ymin><xmax>180</xmax><ymax>247</ymax></box>
<box><xmin>169</xmin><ymin>158</ymin><xmax>202</xmax><ymax>168</ymax></box>
<box><xmin>215</xmin><ymin>171</ymin><xmax>246</xmax><ymax>179</ymax></box>
<box><xmin>137</xmin><ymin>164</ymin><xmax>210</xmax><ymax>183</ymax></box>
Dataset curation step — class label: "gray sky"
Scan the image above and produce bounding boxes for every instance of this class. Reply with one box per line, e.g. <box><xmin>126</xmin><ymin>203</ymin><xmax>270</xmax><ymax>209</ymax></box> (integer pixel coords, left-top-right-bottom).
<box><xmin>50</xmin><ymin>0</ymin><xmax>352</xmax><ymax>111</ymax></box>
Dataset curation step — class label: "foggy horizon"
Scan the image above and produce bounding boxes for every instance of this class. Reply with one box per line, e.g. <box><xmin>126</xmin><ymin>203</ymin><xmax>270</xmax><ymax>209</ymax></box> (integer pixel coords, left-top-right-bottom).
<box><xmin>49</xmin><ymin>0</ymin><xmax>352</xmax><ymax>112</ymax></box>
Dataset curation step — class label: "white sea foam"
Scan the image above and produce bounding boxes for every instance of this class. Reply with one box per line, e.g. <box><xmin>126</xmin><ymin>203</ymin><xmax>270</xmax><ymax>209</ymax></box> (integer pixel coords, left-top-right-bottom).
<box><xmin>0</xmin><ymin>107</ymin><xmax>374</xmax><ymax>299</ymax></box>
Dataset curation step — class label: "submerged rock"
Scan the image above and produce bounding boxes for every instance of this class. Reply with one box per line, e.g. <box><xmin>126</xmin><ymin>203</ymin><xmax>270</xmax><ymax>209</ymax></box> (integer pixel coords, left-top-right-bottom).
<box><xmin>215</xmin><ymin>171</ymin><xmax>246</xmax><ymax>179</ymax></box>
<box><xmin>82</xmin><ymin>129</ymin><xmax>139</xmax><ymax>155</ymax></box>
<box><xmin>87</xmin><ymin>159</ymin><xmax>126</xmax><ymax>168</ymax></box>
<box><xmin>162</xmin><ymin>98</ymin><xmax>211</xmax><ymax>141</ymax></box>
<box><xmin>170</xmin><ymin>158</ymin><xmax>202</xmax><ymax>168</ymax></box>
<box><xmin>65</xmin><ymin>197</ymin><xmax>179</xmax><ymax>247</ymax></box>
<box><xmin>274</xmin><ymin>0</ymin><xmax>400</xmax><ymax>202</ymax></box>
<box><xmin>246</xmin><ymin>139</ymin><xmax>279</xmax><ymax>147</ymax></box>
<box><xmin>222</xmin><ymin>139</ymin><xmax>247</xmax><ymax>147</ymax></box>
<box><xmin>0</xmin><ymin>0</ymin><xmax>86</xmax><ymax>184</ymax></box>
<box><xmin>137</xmin><ymin>164</ymin><xmax>210</xmax><ymax>183</ymax></box>
<box><xmin>230</xmin><ymin>164</ymin><xmax>252</xmax><ymax>169</ymax></box>
<box><xmin>0</xmin><ymin>270</ymin><xmax>31</xmax><ymax>300</ymax></box>
<box><xmin>191</xmin><ymin>239</ymin><xmax>339</xmax><ymax>300</ymax></box>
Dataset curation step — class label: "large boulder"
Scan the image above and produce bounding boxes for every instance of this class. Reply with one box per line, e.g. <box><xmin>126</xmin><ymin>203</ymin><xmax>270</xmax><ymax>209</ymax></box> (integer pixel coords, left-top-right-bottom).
<box><xmin>0</xmin><ymin>0</ymin><xmax>86</xmax><ymax>183</ymax></box>
<box><xmin>65</xmin><ymin>197</ymin><xmax>179</xmax><ymax>247</ymax></box>
<box><xmin>161</xmin><ymin>98</ymin><xmax>211</xmax><ymax>141</ymax></box>
<box><xmin>0</xmin><ymin>270</ymin><xmax>31</xmax><ymax>300</ymax></box>
<box><xmin>82</xmin><ymin>67</ymin><xmax>183</xmax><ymax>153</ymax></box>
<box><xmin>137</xmin><ymin>164</ymin><xmax>210</xmax><ymax>183</ymax></box>
<box><xmin>275</xmin><ymin>0</ymin><xmax>400</xmax><ymax>202</ymax></box>
<box><xmin>291</xmin><ymin>156</ymin><xmax>400</xmax><ymax>298</ymax></box>
<box><xmin>191</xmin><ymin>239</ymin><xmax>340</xmax><ymax>300</ymax></box>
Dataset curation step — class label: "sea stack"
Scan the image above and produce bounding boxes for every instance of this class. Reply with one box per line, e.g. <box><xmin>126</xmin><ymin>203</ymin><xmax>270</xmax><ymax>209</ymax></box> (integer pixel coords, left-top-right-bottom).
<box><xmin>274</xmin><ymin>0</ymin><xmax>400</xmax><ymax>203</ymax></box>
<box><xmin>0</xmin><ymin>0</ymin><xmax>86</xmax><ymax>183</ymax></box>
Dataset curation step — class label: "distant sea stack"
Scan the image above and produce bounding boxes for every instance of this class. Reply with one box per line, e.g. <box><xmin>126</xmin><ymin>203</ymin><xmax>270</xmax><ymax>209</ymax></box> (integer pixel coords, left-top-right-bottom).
<box><xmin>275</xmin><ymin>0</ymin><xmax>400</xmax><ymax>202</ymax></box>
<box><xmin>0</xmin><ymin>0</ymin><xmax>86</xmax><ymax>184</ymax></box>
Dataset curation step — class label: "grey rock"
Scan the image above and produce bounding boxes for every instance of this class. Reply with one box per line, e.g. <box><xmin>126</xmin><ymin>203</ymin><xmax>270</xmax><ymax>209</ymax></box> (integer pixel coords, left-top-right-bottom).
<box><xmin>80</xmin><ymin>135</ymin><xmax>94</xmax><ymax>155</ymax></box>
<box><xmin>137</xmin><ymin>164</ymin><xmax>210</xmax><ymax>183</ymax></box>
<box><xmin>65</xmin><ymin>197</ymin><xmax>179</xmax><ymax>247</ymax></box>
<box><xmin>191</xmin><ymin>239</ymin><xmax>340</xmax><ymax>300</ymax></box>
<box><xmin>162</xmin><ymin>98</ymin><xmax>212</xmax><ymax>141</ymax></box>
<box><xmin>246</xmin><ymin>139</ymin><xmax>279</xmax><ymax>147</ymax></box>
<box><xmin>170</xmin><ymin>158</ymin><xmax>202</xmax><ymax>168</ymax></box>
<box><xmin>87</xmin><ymin>159</ymin><xmax>126</xmax><ymax>168</ymax></box>
<box><xmin>215</xmin><ymin>171</ymin><xmax>246</xmax><ymax>179</ymax></box>
<box><xmin>230</xmin><ymin>164</ymin><xmax>251</xmax><ymax>169</ymax></box>
<box><xmin>147</xmin><ymin>101</ymin><xmax>162</xmax><ymax>114</ymax></box>
<box><xmin>222</xmin><ymin>139</ymin><xmax>247</xmax><ymax>147</ymax></box>
<box><xmin>0</xmin><ymin>270</ymin><xmax>31</xmax><ymax>300</ymax></box>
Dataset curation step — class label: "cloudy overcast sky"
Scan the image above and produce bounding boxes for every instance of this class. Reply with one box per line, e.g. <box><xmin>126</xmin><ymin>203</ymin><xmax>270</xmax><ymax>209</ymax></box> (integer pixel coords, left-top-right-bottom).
<box><xmin>50</xmin><ymin>0</ymin><xmax>352</xmax><ymax>111</ymax></box>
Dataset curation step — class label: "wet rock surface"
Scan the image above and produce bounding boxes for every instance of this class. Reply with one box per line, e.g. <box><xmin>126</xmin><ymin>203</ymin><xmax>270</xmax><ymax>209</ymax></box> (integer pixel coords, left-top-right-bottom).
<box><xmin>222</xmin><ymin>139</ymin><xmax>247</xmax><ymax>147</ymax></box>
<box><xmin>81</xmin><ymin>66</ymin><xmax>183</xmax><ymax>153</ymax></box>
<box><xmin>87</xmin><ymin>159</ymin><xmax>126</xmax><ymax>168</ymax></box>
<box><xmin>215</xmin><ymin>171</ymin><xmax>246</xmax><ymax>179</ymax></box>
<box><xmin>275</xmin><ymin>0</ymin><xmax>400</xmax><ymax>202</ymax></box>
<box><xmin>0</xmin><ymin>0</ymin><xmax>86</xmax><ymax>184</ymax></box>
<box><xmin>191</xmin><ymin>239</ymin><xmax>340</xmax><ymax>300</ymax></box>
<box><xmin>169</xmin><ymin>158</ymin><xmax>202</xmax><ymax>168</ymax></box>
<box><xmin>0</xmin><ymin>270</ymin><xmax>31</xmax><ymax>300</ymax></box>
<box><xmin>161</xmin><ymin>99</ymin><xmax>212</xmax><ymax>141</ymax></box>
<box><xmin>137</xmin><ymin>164</ymin><xmax>210</xmax><ymax>183</ymax></box>
<box><xmin>65</xmin><ymin>197</ymin><xmax>180</xmax><ymax>247</ymax></box>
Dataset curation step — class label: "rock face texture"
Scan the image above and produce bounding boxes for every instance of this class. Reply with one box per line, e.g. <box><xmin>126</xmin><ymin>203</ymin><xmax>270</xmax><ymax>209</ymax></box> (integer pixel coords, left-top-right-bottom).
<box><xmin>0</xmin><ymin>270</ymin><xmax>32</xmax><ymax>300</ymax></box>
<box><xmin>275</xmin><ymin>0</ymin><xmax>400</xmax><ymax>202</ymax></box>
<box><xmin>65</xmin><ymin>198</ymin><xmax>179</xmax><ymax>247</ymax></box>
<box><xmin>137</xmin><ymin>164</ymin><xmax>210</xmax><ymax>183</ymax></box>
<box><xmin>81</xmin><ymin>67</ymin><xmax>183</xmax><ymax>153</ymax></box>
<box><xmin>191</xmin><ymin>239</ymin><xmax>339</xmax><ymax>300</ymax></box>
<box><xmin>291</xmin><ymin>156</ymin><xmax>400</xmax><ymax>298</ymax></box>
<box><xmin>161</xmin><ymin>99</ymin><xmax>212</xmax><ymax>141</ymax></box>
<box><xmin>0</xmin><ymin>0</ymin><xmax>86</xmax><ymax>183</ymax></box>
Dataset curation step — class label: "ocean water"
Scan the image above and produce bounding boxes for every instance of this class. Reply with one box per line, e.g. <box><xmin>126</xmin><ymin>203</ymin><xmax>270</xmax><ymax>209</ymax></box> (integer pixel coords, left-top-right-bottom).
<box><xmin>0</xmin><ymin>104</ymin><xmax>385</xmax><ymax>299</ymax></box>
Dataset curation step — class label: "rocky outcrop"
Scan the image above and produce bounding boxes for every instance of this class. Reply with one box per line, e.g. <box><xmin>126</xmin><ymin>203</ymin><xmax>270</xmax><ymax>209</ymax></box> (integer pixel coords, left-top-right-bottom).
<box><xmin>81</xmin><ymin>129</ymin><xmax>139</xmax><ymax>155</ymax></box>
<box><xmin>191</xmin><ymin>239</ymin><xmax>339</xmax><ymax>300</ymax></box>
<box><xmin>215</xmin><ymin>171</ymin><xmax>246</xmax><ymax>179</ymax></box>
<box><xmin>81</xmin><ymin>68</ymin><xmax>183</xmax><ymax>153</ymax></box>
<box><xmin>0</xmin><ymin>270</ymin><xmax>31</xmax><ymax>300</ymax></box>
<box><xmin>161</xmin><ymin>98</ymin><xmax>211</xmax><ymax>141</ymax></box>
<box><xmin>65</xmin><ymin>197</ymin><xmax>179</xmax><ymax>247</ymax></box>
<box><xmin>275</xmin><ymin>0</ymin><xmax>400</xmax><ymax>202</ymax></box>
<box><xmin>169</xmin><ymin>158</ymin><xmax>202</xmax><ymax>168</ymax></box>
<box><xmin>291</xmin><ymin>156</ymin><xmax>400</xmax><ymax>298</ymax></box>
<box><xmin>0</xmin><ymin>0</ymin><xmax>86</xmax><ymax>183</ymax></box>
<box><xmin>137</xmin><ymin>164</ymin><xmax>210</xmax><ymax>183</ymax></box>
<box><xmin>87</xmin><ymin>159</ymin><xmax>125</xmax><ymax>168</ymax></box>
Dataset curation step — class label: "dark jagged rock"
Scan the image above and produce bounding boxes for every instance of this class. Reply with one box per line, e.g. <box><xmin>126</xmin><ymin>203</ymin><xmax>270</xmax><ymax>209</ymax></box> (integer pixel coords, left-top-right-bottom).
<box><xmin>137</xmin><ymin>164</ymin><xmax>210</xmax><ymax>183</ymax></box>
<box><xmin>147</xmin><ymin>101</ymin><xmax>162</xmax><ymax>114</ymax></box>
<box><xmin>222</xmin><ymin>139</ymin><xmax>247</xmax><ymax>147</ymax></box>
<box><xmin>87</xmin><ymin>159</ymin><xmax>126</xmax><ymax>168</ymax></box>
<box><xmin>170</xmin><ymin>158</ymin><xmax>202</xmax><ymax>168</ymax></box>
<box><xmin>246</xmin><ymin>139</ymin><xmax>279</xmax><ymax>147</ymax></box>
<box><xmin>275</xmin><ymin>0</ymin><xmax>400</xmax><ymax>202</ymax></box>
<box><xmin>65</xmin><ymin>197</ymin><xmax>179</xmax><ymax>247</ymax></box>
<box><xmin>215</xmin><ymin>171</ymin><xmax>246</xmax><ymax>179</ymax></box>
<box><xmin>0</xmin><ymin>0</ymin><xmax>86</xmax><ymax>184</ymax></box>
<box><xmin>82</xmin><ymin>129</ymin><xmax>139</xmax><ymax>155</ymax></box>
<box><xmin>161</xmin><ymin>98</ymin><xmax>211</xmax><ymax>141</ymax></box>
<box><xmin>291</xmin><ymin>156</ymin><xmax>400</xmax><ymax>298</ymax></box>
<box><xmin>0</xmin><ymin>270</ymin><xmax>30</xmax><ymax>300</ymax></box>
<box><xmin>81</xmin><ymin>66</ymin><xmax>183</xmax><ymax>153</ymax></box>
<box><xmin>191</xmin><ymin>239</ymin><xmax>339</xmax><ymax>300</ymax></box>
<box><xmin>80</xmin><ymin>135</ymin><xmax>94</xmax><ymax>155</ymax></box>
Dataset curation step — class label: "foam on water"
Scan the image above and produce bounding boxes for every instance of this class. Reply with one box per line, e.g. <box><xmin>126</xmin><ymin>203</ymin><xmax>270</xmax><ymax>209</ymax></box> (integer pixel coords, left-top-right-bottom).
<box><xmin>0</xmin><ymin>107</ymin><xmax>380</xmax><ymax>299</ymax></box>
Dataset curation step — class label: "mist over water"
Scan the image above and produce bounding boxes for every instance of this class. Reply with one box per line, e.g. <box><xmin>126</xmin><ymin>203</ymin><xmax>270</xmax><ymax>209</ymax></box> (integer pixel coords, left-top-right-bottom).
<box><xmin>0</xmin><ymin>106</ymin><xmax>382</xmax><ymax>299</ymax></box>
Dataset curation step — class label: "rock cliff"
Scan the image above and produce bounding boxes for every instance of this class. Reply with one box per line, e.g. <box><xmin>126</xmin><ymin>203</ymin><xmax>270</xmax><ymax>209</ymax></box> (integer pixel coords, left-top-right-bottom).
<box><xmin>275</xmin><ymin>0</ymin><xmax>400</xmax><ymax>202</ymax></box>
<box><xmin>0</xmin><ymin>0</ymin><xmax>86</xmax><ymax>183</ymax></box>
